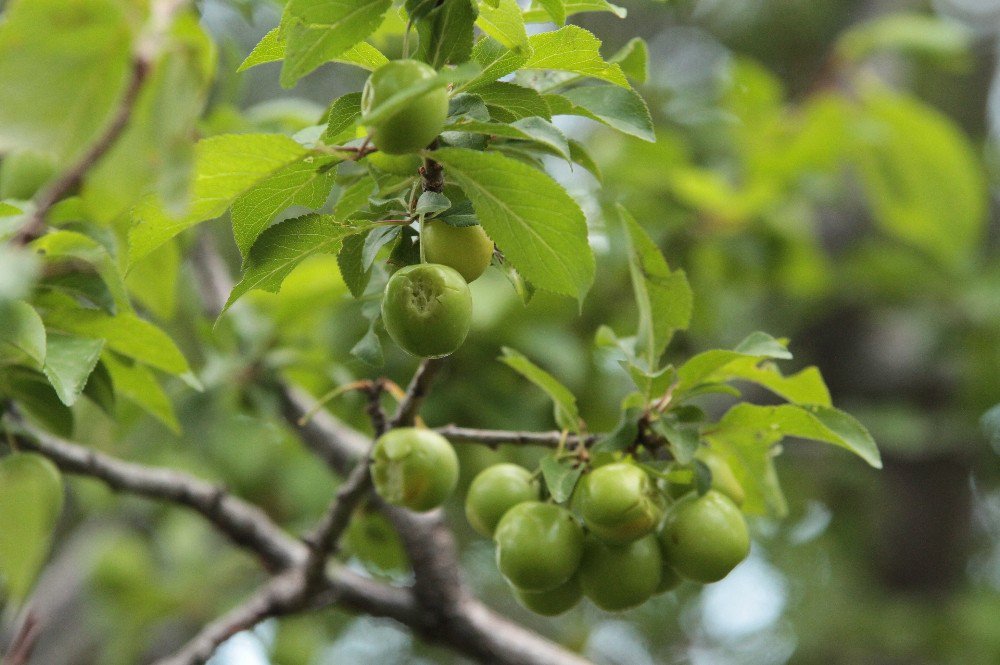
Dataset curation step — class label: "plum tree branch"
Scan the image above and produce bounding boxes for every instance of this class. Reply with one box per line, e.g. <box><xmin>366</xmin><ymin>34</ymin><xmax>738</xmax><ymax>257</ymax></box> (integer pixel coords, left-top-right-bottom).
<box><xmin>433</xmin><ymin>424</ymin><xmax>600</xmax><ymax>449</ymax></box>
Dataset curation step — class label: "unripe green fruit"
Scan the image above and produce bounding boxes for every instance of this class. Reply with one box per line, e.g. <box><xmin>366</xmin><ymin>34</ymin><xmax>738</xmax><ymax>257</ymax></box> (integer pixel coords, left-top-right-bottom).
<box><xmin>370</xmin><ymin>428</ymin><xmax>459</xmax><ymax>512</ymax></box>
<box><xmin>513</xmin><ymin>574</ymin><xmax>582</xmax><ymax>616</ymax></box>
<box><xmin>361</xmin><ymin>60</ymin><xmax>448</xmax><ymax>155</ymax></box>
<box><xmin>465</xmin><ymin>464</ymin><xmax>538</xmax><ymax>537</ymax></box>
<box><xmin>381</xmin><ymin>263</ymin><xmax>473</xmax><ymax>358</ymax></box>
<box><xmin>367</xmin><ymin>151</ymin><xmax>422</xmax><ymax>176</ymax></box>
<box><xmin>575</xmin><ymin>462</ymin><xmax>664</xmax><ymax>545</ymax></box>
<box><xmin>579</xmin><ymin>534</ymin><xmax>661</xmax><ymax>611</ymax></box>
<box><xmin>659</xmin><ymin>490</ymin><xmax>750</xmax><ymax>583</ymax></box>
<box><xmin>495</xmin><ymin>502</ymin><xmax>584</xmax><ymax>591</ymax></box>
<box><xmin>421</xmin><ymin>221</ymin><xmax>494</xmax><ymax>283</ymax></box>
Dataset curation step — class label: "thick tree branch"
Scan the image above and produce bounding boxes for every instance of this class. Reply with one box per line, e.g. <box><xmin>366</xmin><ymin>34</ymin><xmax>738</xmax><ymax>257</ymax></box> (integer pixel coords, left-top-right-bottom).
<box><xmin>9</xmin><ymin>417</ymin><xmax>298</xmax><ymax>572</ymax></box>
<box><xmin>434</xmin><ymin>424</ymin><xmax>600</xmax><ymax>449</ymax></box>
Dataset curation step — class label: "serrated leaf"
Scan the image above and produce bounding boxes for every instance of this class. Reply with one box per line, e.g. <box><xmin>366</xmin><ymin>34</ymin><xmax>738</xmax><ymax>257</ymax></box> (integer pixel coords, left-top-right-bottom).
<box><xmin>476</xmin><ymin>0</ymin><xmax>529</xmax><ymax>51</ymax></box>
<box><xmin>442</xmin><ymin>118</ymin><xmax>570</xmax><ymax>161</ymax></box>
<box><xmin>280</xmin><ymin>0</ymin><xmax>392</xmax><ymax>87</ymax></box>
<box><xmin>546</xmin><ymin>85</ymin><xmax>654</xmax><ymax>141</ymax></box>
<box><xmin>0</xmin><ymin>453</ymin><xmax>63</xmax><ymax>602</ymax></box>
<box><xmin>415</xmin><ymin>191</ymin><xmax>451</xmax><ymax>217</ymax></box>
<box><xmin>241</xmin><ymin>26</ymin><xmax>387</xmax><ymax>73</ymax></box>
<box><xmin>430</xmin><ymin>148</ymin><xmax>594</xmax><ymax>301</ymax></box>
<box><xmin>41</xmin><ymin>334</ymin><xmax>105</xmax><ymax>406</ymax></box>
<box><xmin>125</xmin><ymin>238</ymin><xmax>181</xmax><ymax>320</ymax></box>
<box><xmin>568</xmin><ymin>139</ymin><xmax>602</xmax><ymax>180</ymax></box>
<box><xmin>500</xmin><ymin>347</ymin><xmax>580</xmax><ymax>432</ymax></box>
<box><xmin>650</xmin><ymin>419</ymin><xmax>698</xmax><ymax>463</ymax></box>
<box><xmin>523</xmin><ymin>25</ymin><xmax>628</xmax><ymax>88</ymax></box>
<box><xmin>31</xmin><ymin>230</ymin><xmax>129</xmax><ymax>310</ymax></box>
<box><xmin>231</xmin><ymin>156</ymin><xmax>337</xmax><ymax>259</ymax></box>
<box><xmin>854</xmin><ymin>88</ymin><xmax>986</xmax><ymax>268</ymax></box>
<box><xmin>704</xmin><ymin>358</ymin><xmax>832</xmax><ymax>407</ymax></box>
<box><xmin>474</xmin><ymin>81</ymin><xmax>551</xmax><ymax>122</ymax></box>
<box><xmin>0</xmin><ymin>301</ymin><xmax>46</xmax><ymax>366</ymax></box>
<box><xmin>350</xmin><ymin>317</ymin><xmax>384</xmax><ymax>367</ymax></box>
<box><xmin>129</xmin><ymin>134</ymin><xmax>309</xmax><ymax>266</ymax></box>
<box><xmin>675</xmin><ymin>332</ymin><xmax>792</xmax><ymax>397</ymax></box>
<box><xmin>224</xmin><ymin>214</ymin><xmax>369</xmax><ymax>312</ymax></box>
<box><xmin>540</xmin><ymin>456</ymin><xmax>582</xmax><ymax>503</ymax></box>
<box><xmin>609</xmin><ymin>37</ymin><xmax>648</xmax><ymax>84</ymax></box>
<box><xmin>460</xmin><ymin>38</ymin><xmax>528</xmax><ymax>92</ymax></box>
<box><xmin>103</xmin><ymin>353</ymin><xmax>179</xmax><ymax>433</ymax></box>
<box><xmin>416</xmin><ymin>0</ymin><xmax>477</xmax><ymax>69</ymax></box>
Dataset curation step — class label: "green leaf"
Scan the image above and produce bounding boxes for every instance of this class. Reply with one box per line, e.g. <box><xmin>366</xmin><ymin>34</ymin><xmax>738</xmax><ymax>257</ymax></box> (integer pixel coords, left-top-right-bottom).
<box><xmin>0</xmin><ymin>202</ymin><xmax>23</xmax><ymax>217</ymax></box>
<box><xmin>546</xmin><ymin>85</ymin><xmax>654</xmax><ymax>142</ymax></box>
<box><xmin>499</xmin><ymin>347</ymin><xmax>580</xmax><ymax>432</ymax></box>
<box><xmin>224</xmin><ymin>214</ymin><xmax>369</xmax><ymax>312</ymax></box>
<box><xmin>0</xmin><ymin>453</ymin><xmax>63</xmax><ymax>602</ymax></box>
<box><xmin>609</xmin><ymin>37</ymin><xmax>648</xmax><ymax>84</ymax></box>
<box><xmin>231</xmin><ymin>156</ymin><xmax>338</xmax><ymax>259</ymax></box>
<box><xmin>704</xmin><ymin>358</ymin><xmax>832</xmax><ymax>407</ymax></box>
<box><xmin>593</xmin><ymin>406</ymin><xmax>641</xmax><ymax>453</ymax></box>
<box><xmin>103</xmin><ymin>353</ymin><xmax>179</xmax><ymax>433</ymax></box>
<box><xmin>523</xmin><ymin>0</ymin><xmax>626</xmax><ymax>22</ymax></box>
<box><xmin>42</xmin><ymin>305</ymin><xmax>191</xmax><ymax>377</ymax></box>
<box><xmin>41</xmin><ymin>334</ymin><xmax>105</xmax><ymax>406</ymax></box>
<box><xmin>0</xmin><ymin>301</ymin><xmax>46</xmax><ymax>366</ymax></box>
<box><xmin>675</xmin><ymin>332</ymin><xmax>793</xmax><ymax>397</ymax></box>
<box><xmin>476</xmin><ymin>0</ymin><xmax>529</xmax><ymax>51</ymax></box>
<box><xmin>281</xmin><ymin>0</ymin><xmax>392</xmax><ymax>87</ymax></box>
<box><xmin>337</xmin><ymin>231</ymin><xmax>372</xmax><ymax>298</ymax></box>
<box><xmin>651</xmin><ymin>419</ymin><xmax>699</xmax><ymax>464</ymax></box>
<box><xmin>240</xmin><ymin>25</ymin><xmax>388</xmax><ymax>73</ymax></box>
<box><xmin>524</xmin><ymin>26</ymin><xmax>629</xmax><ymax>88</ymax></box>
<box><xmin>442</xmin><ymin>118</ymin><xmax>570</xmax><ymax>161</ymax></box>
<box><xmin>853</xmin><ymin>89</ymin><xmax>986</xmax><ymax>268</ymax></box>
<box><xmin>129</xmin><ymin>134</ymin><xmax>309</xmax><ymax>266</ymax></box>
<box><xmin>239</xmin><ymin>26</ymin><xmax>286</xmax><ymax>71</ymax></box>
<box><xmin>333</xmin><ymin>175</ymin><xmax>376</xmax><ymax>219</ymax></box>
<box><xmin>0</xmin><ymin>0</ymin><xmax>133</xmax><ymax>162</ymax></box>
<box><xmin>608</xmin><ymin>206</ymin><xmax>692</xmax><ymax>374</ymax></box>
<box><xmin>540</xmin><ymin>456</ymin><xmax>582</xmax><ymax>503</ymax></box>
<box><xmin>474</xmin><ymin>81</ymin><xmax>551</xmax><ymax>122</ymax></box>
<box><xmin>31</xmin><ymin>230</ymin><xmax>130</xmax><ymax>309</ymax></box>
<box><xmin>0</xmin><ymin>369</ymin><xmax>73</xmax><ymax>438</ymax></box>
<box><xmin>837</xmin><ymin>14</ymin><xmax>972</xmax><ymax>64</ymax></box>
<box><xmin>124</xmin><ymin>238</ymin><xmax>181</xmax><ymax>321</ymax></box>
<box><xmin>430</xmin><ymin>148</ymin><xmax>594</xmax><ymax>301</ymax></box>
<box><xmin>323</xmin><ymin>92</ymin><xmax>364</xmax><ymax>142</ymax></box>
<box><xmin>415</xmin><ymin>0</ymin><xmax>477</xmax><ymax>69</ymax></box>
<box><xmin>461</xmin><ymin>38</ymin><xmax>528</xmax><ymax>92</ymax></box>
<box><xmin>533</xmin><ymin>0</ymin><xmax>567</xmax><ymax>25</ymax></box>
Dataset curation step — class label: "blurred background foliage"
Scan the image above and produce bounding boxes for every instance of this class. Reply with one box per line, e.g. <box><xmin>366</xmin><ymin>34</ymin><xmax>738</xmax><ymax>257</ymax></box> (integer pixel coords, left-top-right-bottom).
<box><xmin>3</xmin><ymin>0</ymin><xmax>1000</xmax><ymax>663</ymax></box>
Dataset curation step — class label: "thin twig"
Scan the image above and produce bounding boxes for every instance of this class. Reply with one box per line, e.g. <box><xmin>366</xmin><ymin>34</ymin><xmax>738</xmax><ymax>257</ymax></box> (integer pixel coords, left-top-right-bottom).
<box><xmin>388</xmin><ymin>359</ymin><xmax>443</xmax><ymax>429</ymax></box>
<box><xmin>433</xmin><ymin>425</ymin><xmax>600</xmax><ymax>449</ymax></box>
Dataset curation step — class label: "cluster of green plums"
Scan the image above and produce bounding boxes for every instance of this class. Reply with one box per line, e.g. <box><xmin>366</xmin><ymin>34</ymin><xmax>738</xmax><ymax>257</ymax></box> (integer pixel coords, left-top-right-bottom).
<box><xmin>369</xmin><ymin>426</ymin><xmax>751</xmax><ymax>615</ymax></box>
<box><xmin>362</xmin><ymin>59</ymin><xmax>495</xmax><ymax>359</ymax></box>
<box><xmin>469</xmin><ymin>457</ymin><xmax>751</xmax><ymax>615</ymax></box>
